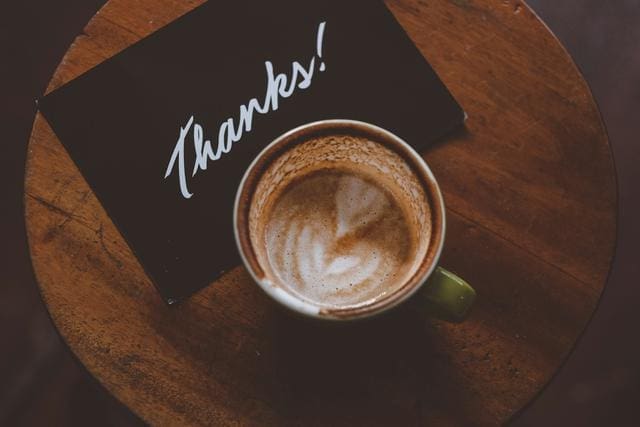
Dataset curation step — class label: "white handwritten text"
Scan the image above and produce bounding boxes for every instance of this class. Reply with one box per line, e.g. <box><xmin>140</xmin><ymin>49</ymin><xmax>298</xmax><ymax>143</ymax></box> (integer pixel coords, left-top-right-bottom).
<box><xmin>164</xmin><ymin>22</ymin><xmax>327</xmax><ymax>199</ymax></box>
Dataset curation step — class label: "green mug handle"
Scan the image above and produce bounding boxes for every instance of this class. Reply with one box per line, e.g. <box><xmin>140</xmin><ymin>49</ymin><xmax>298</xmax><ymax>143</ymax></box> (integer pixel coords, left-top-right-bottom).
<box><xmin>420</xmin><ymin>267</ymin><xmax>476</xmax><ymax>322</ymax></box>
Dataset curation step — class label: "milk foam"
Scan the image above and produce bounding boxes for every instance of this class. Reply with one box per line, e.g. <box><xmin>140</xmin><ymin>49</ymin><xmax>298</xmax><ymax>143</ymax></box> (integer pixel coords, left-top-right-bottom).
<box><xmin>265</xmin><ymin>171</ymin><xmax>415</xmax><ymax>307</ymax></box>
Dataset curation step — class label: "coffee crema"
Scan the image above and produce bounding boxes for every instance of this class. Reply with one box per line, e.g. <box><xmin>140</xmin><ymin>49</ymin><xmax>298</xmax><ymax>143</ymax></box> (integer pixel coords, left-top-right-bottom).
<box><xmin>248</xmin><ymin>133</ymin><xmax>432</xmax><ymax>310</ymax></box>
<box><xmin>265</xmin><ymin>170</ymin><xmax>415</xmax><ymax>307</ymax></box>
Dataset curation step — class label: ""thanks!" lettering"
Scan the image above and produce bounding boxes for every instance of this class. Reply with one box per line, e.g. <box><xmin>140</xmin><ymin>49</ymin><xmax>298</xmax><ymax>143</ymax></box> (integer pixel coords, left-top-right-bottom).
<box><xmin>164</xmin><ymin>22</ymin><xmax>327</xmax><ymax>199</ymax></box>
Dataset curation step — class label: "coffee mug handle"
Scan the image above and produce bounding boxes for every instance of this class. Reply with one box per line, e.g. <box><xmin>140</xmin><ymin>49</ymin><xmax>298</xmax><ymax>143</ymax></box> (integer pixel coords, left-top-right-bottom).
<box><xmin>420</xmin><ymin>267</ymin><xmax>476</xmax><ymax>322</ymax></box>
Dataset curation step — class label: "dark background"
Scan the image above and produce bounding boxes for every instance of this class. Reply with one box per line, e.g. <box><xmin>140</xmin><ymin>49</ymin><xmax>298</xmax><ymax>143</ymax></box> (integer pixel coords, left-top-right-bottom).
<box><xmin>1</xmin><ymin>0</ymin><xmax>638</xmax><ymax>425</ymax></box>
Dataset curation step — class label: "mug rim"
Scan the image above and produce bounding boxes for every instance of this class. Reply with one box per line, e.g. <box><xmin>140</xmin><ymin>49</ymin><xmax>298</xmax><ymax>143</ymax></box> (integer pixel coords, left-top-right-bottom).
<box><xmin>233</xmin><ymin>119</ymin><xmax>446</xmax><ymax>320</ymax></box>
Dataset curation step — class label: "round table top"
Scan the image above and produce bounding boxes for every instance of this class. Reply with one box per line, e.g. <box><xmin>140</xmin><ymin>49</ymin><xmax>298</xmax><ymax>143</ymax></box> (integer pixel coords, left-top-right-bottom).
<box><xmin>24</xmin><ymin>0</ymin><xmax>617</xmax><ymax>425</ymax></box>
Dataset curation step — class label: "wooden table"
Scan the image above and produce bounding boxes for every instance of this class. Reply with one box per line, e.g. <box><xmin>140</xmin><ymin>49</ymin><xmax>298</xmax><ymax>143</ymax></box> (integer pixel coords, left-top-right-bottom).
<box><xmin>24</xmin><ymin>0</ymin><xmax>617</xmax><ymax>425</ymax></box>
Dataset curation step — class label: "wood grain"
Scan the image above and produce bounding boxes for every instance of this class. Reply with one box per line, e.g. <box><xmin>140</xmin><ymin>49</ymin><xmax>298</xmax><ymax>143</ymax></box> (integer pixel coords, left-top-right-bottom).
<box><xmin>24</xmin><ymin>0</ymin><xmax>617</xmax><ymax>425</ymax></box>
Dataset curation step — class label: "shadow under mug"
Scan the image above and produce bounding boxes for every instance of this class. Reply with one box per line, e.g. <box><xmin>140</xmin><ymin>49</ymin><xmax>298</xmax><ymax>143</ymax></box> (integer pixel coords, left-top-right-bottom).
<box><xmin>234</xmin><ymin>120</ymin><xmax>475</xmax><ymax>322</ymax></box>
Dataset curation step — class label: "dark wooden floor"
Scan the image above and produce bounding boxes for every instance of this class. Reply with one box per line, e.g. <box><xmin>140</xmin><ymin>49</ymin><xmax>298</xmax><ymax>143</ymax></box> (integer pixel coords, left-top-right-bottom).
<box><xmin>1</xmin><ymin>0</ymin><xmax>638</xmax><ymax>425</ymax></box>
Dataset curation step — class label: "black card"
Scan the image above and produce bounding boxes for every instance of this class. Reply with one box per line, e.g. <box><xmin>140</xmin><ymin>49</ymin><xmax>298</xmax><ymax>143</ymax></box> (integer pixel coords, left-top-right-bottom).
<box><xmin>38</xmin><ymin>0</ymin><xmax>464</xmax><ymax>303</ymax></box>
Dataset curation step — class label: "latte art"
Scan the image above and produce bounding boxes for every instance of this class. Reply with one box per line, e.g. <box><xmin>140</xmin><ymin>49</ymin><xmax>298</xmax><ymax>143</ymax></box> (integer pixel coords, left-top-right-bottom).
<box><xmin>265</xmin><ymin>170</ymin><xmax>416</xmax><ymax>307</ymax></box>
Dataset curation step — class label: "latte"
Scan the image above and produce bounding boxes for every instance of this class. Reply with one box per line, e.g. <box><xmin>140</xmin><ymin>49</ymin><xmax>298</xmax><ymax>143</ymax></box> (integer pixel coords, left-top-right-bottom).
<box><xmin>246</xmin><ymin>132</ymin><xmax>433</xmax><ymax>310</ymax></box>
<box><xmin>265</xmin><ymin>169</ymin><xmax>416</xmax><ymax>307</ymax></box>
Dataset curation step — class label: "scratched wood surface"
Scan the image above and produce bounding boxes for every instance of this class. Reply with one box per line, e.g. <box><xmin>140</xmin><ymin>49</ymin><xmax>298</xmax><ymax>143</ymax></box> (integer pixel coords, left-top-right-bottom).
<box><xmin>24</xmin><ymin>0</ymin><xmax>617</xmax><ymax>425</ymax></box>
